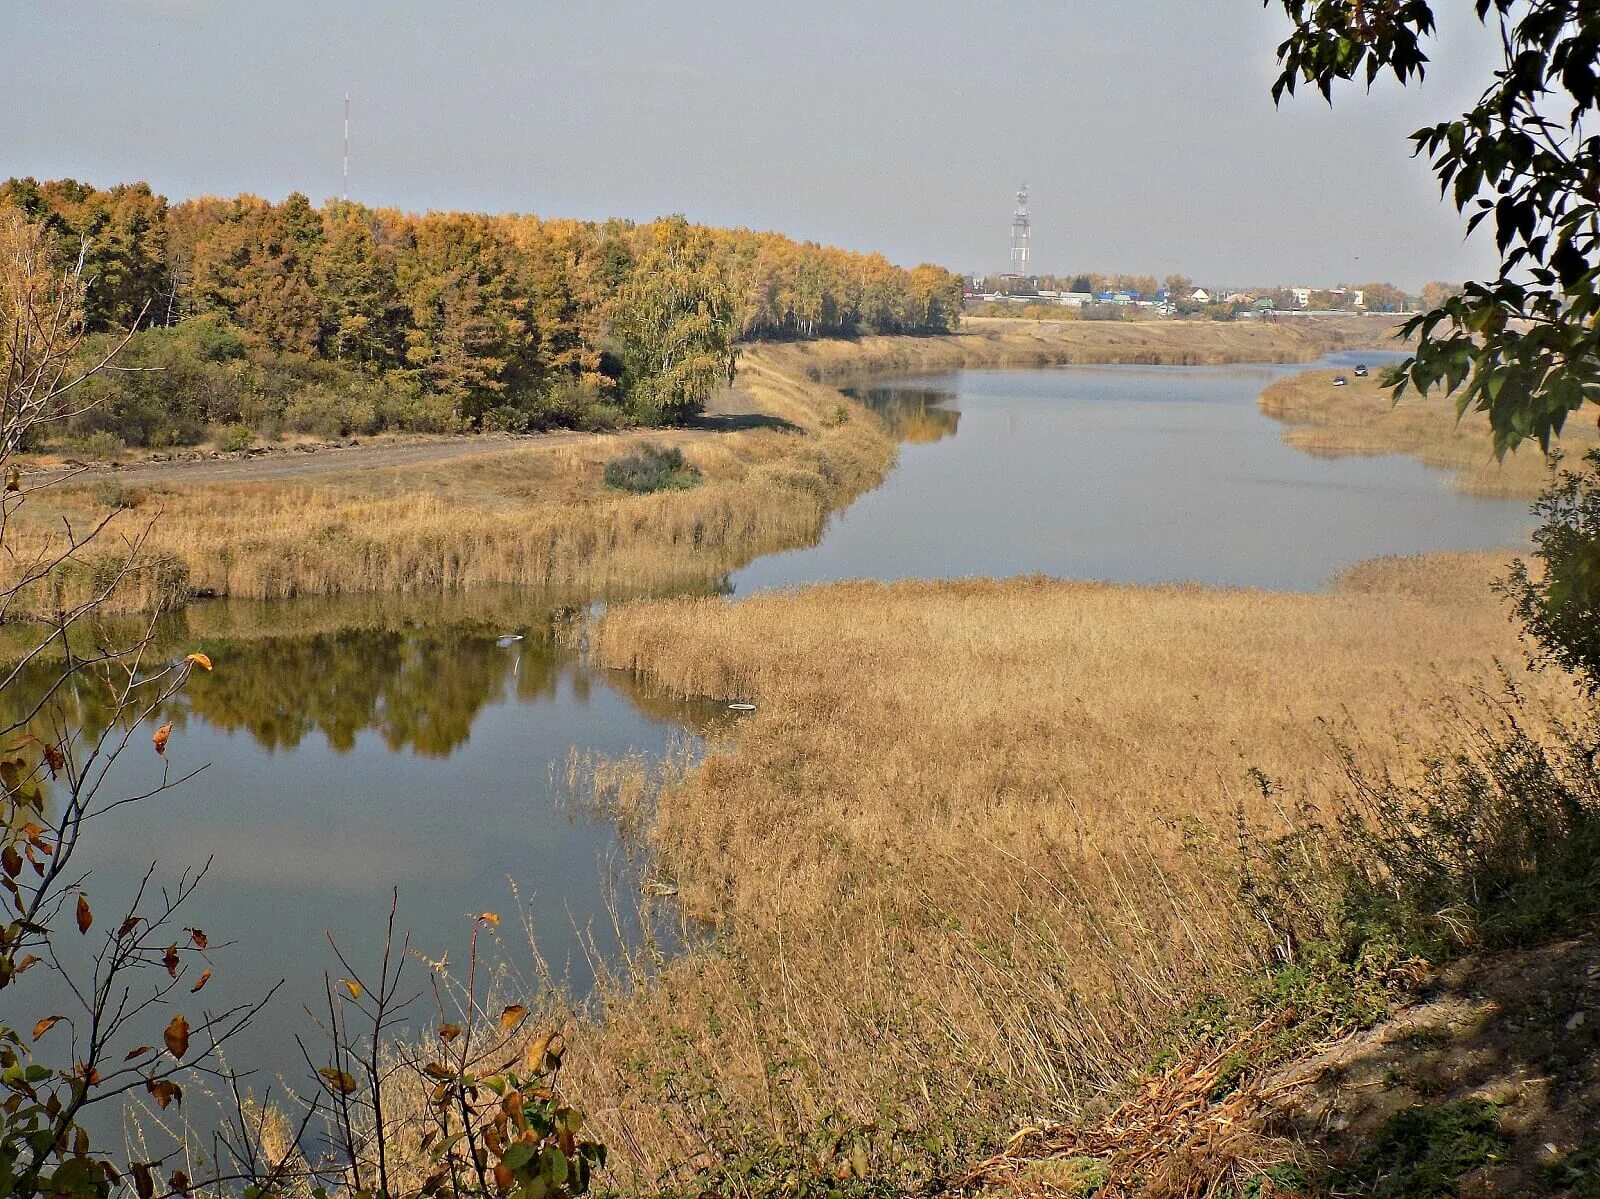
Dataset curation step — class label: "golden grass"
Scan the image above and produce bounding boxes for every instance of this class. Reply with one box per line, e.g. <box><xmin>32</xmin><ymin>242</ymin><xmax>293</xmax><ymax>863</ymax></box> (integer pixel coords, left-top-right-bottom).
<box><xmin>3</xmin><ymin>363</ymin><xmax>892</xmax><ymax>613</ymax></box>
<box><xmin>525</xmin><ymin>552</ymin><xmax>1567</xmax><ymax>1189</ymax></box>
<box><xmin>1259</xmin><ymin>369</ymin><xmax>1600</xmax><ymax>498</ymax></box>
<box><xmin>764</xmin><ymin>315</ymin><xmax>1405</xmax><ymax>383</ymax></box>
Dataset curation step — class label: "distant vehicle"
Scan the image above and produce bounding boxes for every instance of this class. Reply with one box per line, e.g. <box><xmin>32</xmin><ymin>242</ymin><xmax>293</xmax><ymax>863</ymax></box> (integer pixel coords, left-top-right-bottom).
<box><xmin>1353</xmin><ymin>364</ymin><xmax>1369</xmax><ymax>377</ymax></box>
<box><xmin>1332</xmin><ymin>376</ymin><xmax>1350</xmax><ymax>387</ymax></box>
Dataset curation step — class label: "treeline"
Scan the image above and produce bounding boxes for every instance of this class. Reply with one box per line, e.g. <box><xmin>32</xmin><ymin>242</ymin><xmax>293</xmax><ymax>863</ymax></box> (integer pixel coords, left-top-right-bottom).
<box><xmin>2</xmin><ymin>178</ymin><xmax>962</xmax><ymax>446</ymax></box>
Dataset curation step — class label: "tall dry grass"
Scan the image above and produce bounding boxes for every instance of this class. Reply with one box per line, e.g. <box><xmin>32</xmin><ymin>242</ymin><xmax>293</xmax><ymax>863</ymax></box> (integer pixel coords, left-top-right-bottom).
<box><xmin>523</xmin><ymin>553</ymin><xmax>1568</xmax><ymax>1191</ymax></box>
<box><xmin>1260</xmin><ymin>369</ymin><xmax>1600</xmax><ymax>498</ymax></box>
<box><xmin>759</xmin><ymin>315</ymin><xmax>1404</xmax><ymax>383</ymax></box>
<box><xmin>3</xmin><ymin>384</ymin><xmax>892</xmax><ymax>613</ymax></box>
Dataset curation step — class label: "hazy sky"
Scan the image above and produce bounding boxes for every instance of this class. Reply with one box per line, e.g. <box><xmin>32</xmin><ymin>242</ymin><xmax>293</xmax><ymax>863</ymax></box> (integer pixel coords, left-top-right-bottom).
<box><xmin>5</xmin><ymin>1</ymin><xmax>1503</xmax><ymax>288</ymax></box>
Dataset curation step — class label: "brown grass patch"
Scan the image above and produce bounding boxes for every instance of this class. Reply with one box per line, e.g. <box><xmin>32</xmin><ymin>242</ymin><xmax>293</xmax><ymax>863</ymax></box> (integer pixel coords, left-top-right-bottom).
<box><xmin>1259</xmin><ymin>370</ymin><xmax>1599</xmax><ymax>498</ymax></box>
<box><xmin>2</xmin><ymin>360</ymin><xmax>893</xmax><ymax>613</ymax></box>
<box><xmin>523</xmin><ymin>555</ymin><xmax>1571</xmax><ymax>1190</ymax></box>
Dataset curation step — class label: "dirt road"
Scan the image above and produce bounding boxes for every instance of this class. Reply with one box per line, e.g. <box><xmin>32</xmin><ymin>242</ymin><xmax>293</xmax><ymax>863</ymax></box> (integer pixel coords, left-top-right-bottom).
<box><xmin>19</xmin><ymin>394</ymin><xmax>770</xmax><ymax>488</ymax></box>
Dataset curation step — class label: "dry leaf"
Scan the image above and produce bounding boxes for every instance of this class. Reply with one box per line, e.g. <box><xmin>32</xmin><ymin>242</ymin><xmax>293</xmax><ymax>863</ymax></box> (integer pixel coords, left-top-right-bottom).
<box><xmin>31</xmin><ymin>1015</ymin><xmax>62</xmax><ymax>1041</ymax></box>
<box><xmin>318</xmin><ymin>1067</ymin><xmax>358</xmax><ymax>1095</ymax></box>
<box><xmin>164</xmin><ymin>1013</ymin><xmax>190</xmax><ymax>1060</ymax></box>
<box><xmin>145</xmin><ymin>1078</ymin><xmax>182</xmax><ymax>1110</ymax></box>
<box><xmin>190</xmin><ymin>969</ymin><xmax>212</xmax><ymax>993</ymax></box>
<box><xmin>499</xmin><ymin>1004</ymin><xmax>527</xmax><ymax>1032</ymax></box>
<box><xmin>152</xmin><ymin>722</ymin><xmax>172</xmax><ymax>756</ymax></box>
<box><xmin>76</xmin><ymin>893</ymin><xmax>92</xmax><ymax>934</ymax></box>
<box><xmin>183</xmin><ymin>652</ymin><xmax>213</xmax><ymax>672</ymax></box>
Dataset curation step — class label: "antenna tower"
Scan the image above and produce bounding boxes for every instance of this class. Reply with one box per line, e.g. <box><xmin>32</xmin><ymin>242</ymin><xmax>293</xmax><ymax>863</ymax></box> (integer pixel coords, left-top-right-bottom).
<box><xmin>1009</xmin><ymin>185</ymin><xmax>1030</xmax><ymax>277</ymax></box>
<box><xmin>342</xmin><ymin>93</ymin><xmax>351</xmax><ymax>201</ymax></box>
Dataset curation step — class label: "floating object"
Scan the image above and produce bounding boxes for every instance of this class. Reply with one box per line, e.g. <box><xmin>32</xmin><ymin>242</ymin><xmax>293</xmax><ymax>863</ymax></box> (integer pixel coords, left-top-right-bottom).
<box><xmin>496</xmin><ymin>634</ymin><xmax>525</xmax><ymax>648</ymax></box>
<box><xmin>727</xmin><ymin>702</ymin><xmax>757</xmax><ymax>712</ymax></box>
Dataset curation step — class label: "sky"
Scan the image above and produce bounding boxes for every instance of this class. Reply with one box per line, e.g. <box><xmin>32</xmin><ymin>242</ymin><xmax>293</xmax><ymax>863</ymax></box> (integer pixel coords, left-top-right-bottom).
<box><xmin>3</xmin><ymin>1</ymin><xmax>1504</xmax><ymax>290</ymax></box>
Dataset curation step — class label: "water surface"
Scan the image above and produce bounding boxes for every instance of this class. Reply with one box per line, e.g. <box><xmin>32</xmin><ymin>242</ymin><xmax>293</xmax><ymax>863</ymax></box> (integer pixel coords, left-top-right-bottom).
<box><xmin>734</xmin><ymin>352</ymin><xmax>1532</xmax><ymax>593</ymax></box>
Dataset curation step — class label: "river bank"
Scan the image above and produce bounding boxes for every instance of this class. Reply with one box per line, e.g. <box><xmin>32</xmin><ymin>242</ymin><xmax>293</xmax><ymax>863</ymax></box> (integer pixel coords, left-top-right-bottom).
<box><xmin>1259</xmin><ymin>368</ymin><xmax>1600</xmax><ymax>498</ymax></box>
<box><xmin>6</xmin><ymin>319</ymin><xmax>1402</xmax><ymax>614</ymax></box>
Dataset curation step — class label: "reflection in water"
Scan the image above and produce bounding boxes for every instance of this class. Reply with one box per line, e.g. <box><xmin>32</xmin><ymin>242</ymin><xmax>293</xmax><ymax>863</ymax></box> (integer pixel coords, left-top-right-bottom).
<box><xmin>850</xmin><ymin>384</ymin><xmax>961</xmax><ymax>443</ymax></box>
<box><xmin>0</xmin><ymin>593</ymin><xmax>726</xmax><ymax>1089</ymax></box>
<box><xmin>187</xmin><ymin>628</ymin><xmax>566</xmax><ymax>757</ymax></box>
<box><xmin>0</xmin><ymin>597</ymin><xmax>725</xmax><ymax>761</ymax></box>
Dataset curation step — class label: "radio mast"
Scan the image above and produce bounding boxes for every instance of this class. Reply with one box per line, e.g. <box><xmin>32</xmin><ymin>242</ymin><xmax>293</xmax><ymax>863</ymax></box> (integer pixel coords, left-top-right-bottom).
<box><xmin>1009</xmin><ymin>185</ymin><xmax>1030</xmax><ymax>278</ymax></box>
<box><xmin>342</xmin><ymin>93</ymin><xmax>351</xmax><ymax>200</ymax></box>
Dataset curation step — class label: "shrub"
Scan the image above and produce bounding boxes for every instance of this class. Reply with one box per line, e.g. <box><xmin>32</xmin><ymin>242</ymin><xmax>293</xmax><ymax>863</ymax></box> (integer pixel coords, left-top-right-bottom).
<box><xmin>1329</xmin><ymin>1099</ymin><xmax>1508</xmax><ymax>1199</ymax></box>
<box><xmin>218</xmin><ymin>423</ymin><xmax>256</xmax><ymax>452</ymax></box>
<box><xmin>1500</xmin><ymin>448</ymin><xmax>1600</xmax><ymax>695</ymax></box>
<box><xmin>1243</xmin><ymin>688</ymin><xmax>1600</xmax><ymax>966</ymax></box>
<box><xmin>71</xmin><ymin>430</ymin><xmax>124</xmax><ymax>460</ymax></box>
<box><xmin>481</xmin><ymin>404</ymin><xmax>529</xmax><ymax>433</ymax></box>
<box><xmin>603</xmin><ymin>444</ymin><xmax>702</xmax><ymax>494</ymax></box>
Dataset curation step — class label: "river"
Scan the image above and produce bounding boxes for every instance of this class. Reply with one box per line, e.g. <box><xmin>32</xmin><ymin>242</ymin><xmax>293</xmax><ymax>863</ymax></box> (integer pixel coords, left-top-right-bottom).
<box><xmin>4</xmin><ymin>352</ymin><xmax>1534</xmax><ymax>1094</ymax></box>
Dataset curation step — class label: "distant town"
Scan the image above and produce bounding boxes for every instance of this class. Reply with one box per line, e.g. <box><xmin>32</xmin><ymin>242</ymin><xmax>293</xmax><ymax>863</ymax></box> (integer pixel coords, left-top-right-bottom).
<box><xmin>962</xmin><ymin>274</ymin><xmax>1454</xmax><ymax>319</ymax></box>
<box><xmin>971</xmin><ymin>186</ymin><xmax>1455</xmax><ymax>319</ymax></box>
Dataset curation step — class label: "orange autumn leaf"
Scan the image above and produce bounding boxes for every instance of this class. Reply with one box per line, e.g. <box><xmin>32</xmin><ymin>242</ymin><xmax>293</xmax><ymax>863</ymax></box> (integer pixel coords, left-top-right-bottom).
<box><xmin>499</xmin><ymin>1004</ymin><xmax>527</xmax><ymax>1032</ymax></box>
<box><xmin>145</xmin><ymin>1078</ymin><xmax>182</xmax><ymax>1110</ymax></box>
<box><xmin>152</xmin><ymin>723</ymin><xmax>172</xmax><ymax>756</ymax></box>
<box><xmin>31</xmin><ymin>1015</ymin><xmax>63</xmax><ymax>1041</ymax></box>
<box><xmin>183</xmin><ymin>652</ymin><xmax>213</xmax><ymax>672</ymax></box>
<box><xmin>76</xmin><ymin>893</ymin><xmax>92</xmax><ymax>934</ymax></box>
<box><xmin>164</xmin><ymin>1013</ymin><xmax>190</xmax><ymax>1060</ymax></box>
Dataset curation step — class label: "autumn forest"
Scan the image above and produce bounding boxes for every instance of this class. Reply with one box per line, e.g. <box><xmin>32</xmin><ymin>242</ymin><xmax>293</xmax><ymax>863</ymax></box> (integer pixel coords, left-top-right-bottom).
<box><xmin>1</xmin><ymin>177</ymin><xmax>963</xmax><ymax>446</ymax></box>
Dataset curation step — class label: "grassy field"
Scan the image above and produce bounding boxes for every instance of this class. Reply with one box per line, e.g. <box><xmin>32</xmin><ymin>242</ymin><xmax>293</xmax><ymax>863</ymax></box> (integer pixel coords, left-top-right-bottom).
<box><xmin>1259</xmin><ymin>369</ymin><xmax>1600</xmax><ymax>498</ymax></box>
<box><xmin>513</xmin><ymin>550</ymin><xmax>1572</xmax><ymax>1193</ymax></box>
<box><xmin>5</xmin><ymin>320</ymin><xmax>1400</xmax><ymax>614</ymax></box>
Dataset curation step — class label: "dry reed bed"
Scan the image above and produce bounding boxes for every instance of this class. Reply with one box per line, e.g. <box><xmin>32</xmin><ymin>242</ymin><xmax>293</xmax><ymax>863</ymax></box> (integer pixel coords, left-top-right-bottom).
<box><xmin>536</xmin><ymin>553</ymin><xmax>1559</xmax><ymax>1188</ymax></box>
<box><xmin>759</xmin><ymin>316</ymin><xmax>1403</xmax><ymax>383</ymax></box>
<box><xmin>1259</xmin><ymin>369</ymin><xmax>1599</xmax><ymax>498</ymax></box>
<box><xmin>4</xmin><ymin>364</ymin><xmax>892</xmax><ymax>612</ymax></box>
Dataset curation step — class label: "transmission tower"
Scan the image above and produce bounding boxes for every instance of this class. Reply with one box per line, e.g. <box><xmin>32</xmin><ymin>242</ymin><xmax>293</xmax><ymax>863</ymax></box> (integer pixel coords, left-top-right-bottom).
<box><xmin>342</xmin><ymin>93</ymin><xmax>351</xmax><ymax>200</ymax></box>
<box><xmin>1009</xmin><ymin>185</ymin><xmax>1031</xmax><ymax>278</ymax></box>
